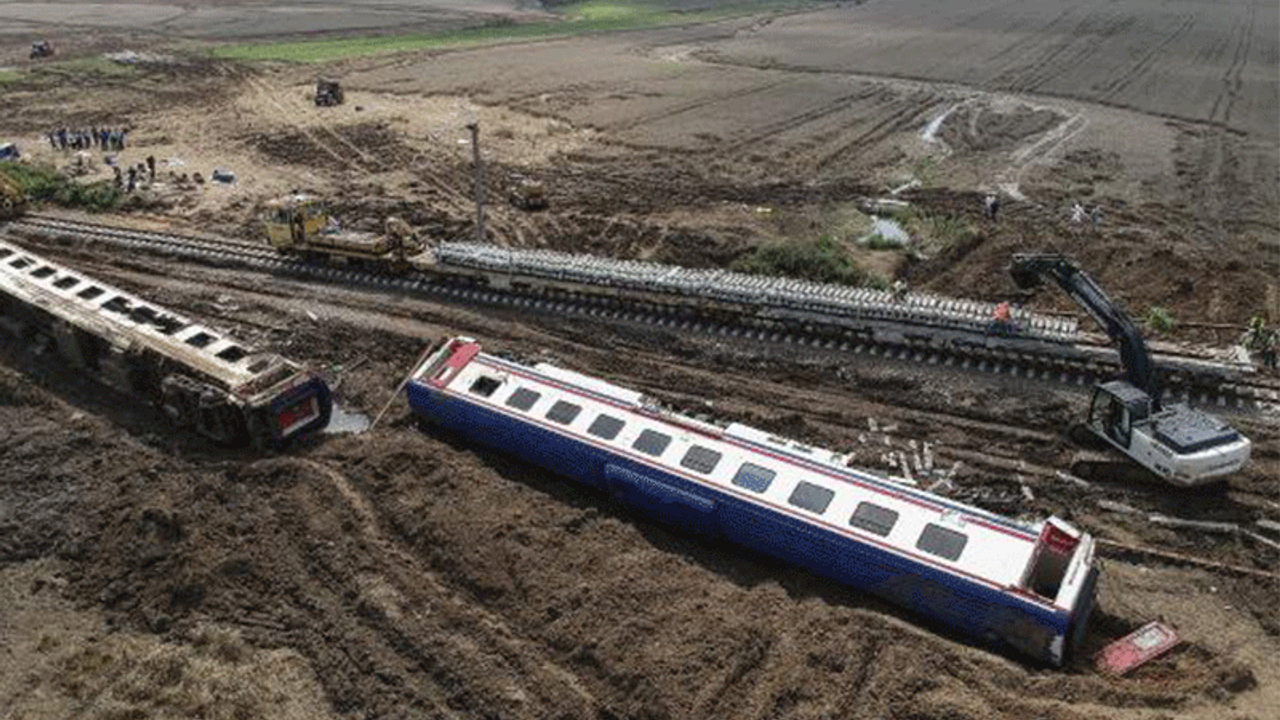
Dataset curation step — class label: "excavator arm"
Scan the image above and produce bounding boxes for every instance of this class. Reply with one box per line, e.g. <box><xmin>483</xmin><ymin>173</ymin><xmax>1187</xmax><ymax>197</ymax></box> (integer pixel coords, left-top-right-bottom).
<box><xmin>1010</xmin><ymin>253</ymin><xmax>1157</xmax><ymax>402</ymax></box>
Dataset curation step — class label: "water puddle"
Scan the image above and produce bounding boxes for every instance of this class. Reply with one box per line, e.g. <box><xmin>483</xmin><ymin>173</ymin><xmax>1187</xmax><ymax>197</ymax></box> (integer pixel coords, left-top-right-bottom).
<box><xmin>862</xmin><ymin>217</ymin><xmax>909</xmax><ymax>246</ymax></box>
<box><xmin>921</xmin><ymin>104</ymin><xmax>959</xmax><ymax>143</ymax></box>
<box><xmin>325</xmin><ymin>405</ymin><xmax>371</xmax><ymax>434</ymax></box>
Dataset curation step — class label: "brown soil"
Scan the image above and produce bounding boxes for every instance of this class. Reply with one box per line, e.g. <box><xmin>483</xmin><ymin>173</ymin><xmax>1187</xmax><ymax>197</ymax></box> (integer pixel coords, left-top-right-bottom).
<box><xmin>1</xmin><ymin>3</ymin><xmax>1278</xmax><ymax>719</ymax></box>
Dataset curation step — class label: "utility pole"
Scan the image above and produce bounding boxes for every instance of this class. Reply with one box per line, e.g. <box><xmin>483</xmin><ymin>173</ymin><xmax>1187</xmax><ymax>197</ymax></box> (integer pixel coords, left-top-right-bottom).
<box><xmin>466</xmin><ymin>121</ymin><xmax>485</xmax><ymax>243</ymax></box>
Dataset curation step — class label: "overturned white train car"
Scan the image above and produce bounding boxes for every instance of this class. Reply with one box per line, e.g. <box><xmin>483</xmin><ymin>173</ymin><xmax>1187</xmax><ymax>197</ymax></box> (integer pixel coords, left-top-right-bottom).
<box><xmin>0</xmin><ymin>238</ymin><xmax>330</xmax><ymax>447</ymax></box>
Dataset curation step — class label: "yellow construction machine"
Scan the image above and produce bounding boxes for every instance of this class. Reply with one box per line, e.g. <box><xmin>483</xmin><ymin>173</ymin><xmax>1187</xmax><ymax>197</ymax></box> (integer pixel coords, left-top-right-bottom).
<box><xmin>0</xmin><ymin>172</ymin><xmax>27</xmax><ymax>220</ymax></box>
<box><xmin>261</xmin><ymin>194</ymin><xmax>422</xmax><ymax>273</ymax></box>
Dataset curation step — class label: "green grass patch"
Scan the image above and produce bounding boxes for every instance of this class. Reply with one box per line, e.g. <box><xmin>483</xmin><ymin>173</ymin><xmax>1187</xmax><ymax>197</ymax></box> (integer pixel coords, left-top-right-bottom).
<box><xmin>865</xmin><ymin>234</ymin><xmax>903</xmax><ymax>251</ymax></box>
<box><xmin>0</xmin><ymin>68</ymin><xmax>22</xmax><ymax>85</ymax></box>
<box><xmin>0</xmin><ymin>163</ymin><xmax>122</xmax><ymax>212</ymax></box>
<box><xmin>732</xmin><ymin>235</ymin><xmax>886</xmax><ymax>288</ymax></box>
<box><xmin>36</xmin><ymin>55</ymin><xmax>137</xmax><ymax>78</ymax></box>
<box><xmin>892</xmin><ymin>205</ymin><xmax>976</xmax><ymax>252</ymax></box>
<box><xmin>213</xmin><ymin>1</ymin><xmax>804</xmax><ymax>63</ymax></box>
<box><xmin>1144</xmin><ymin>305</ymin><xmax>1176</xmax><ymax>335</ymax></box>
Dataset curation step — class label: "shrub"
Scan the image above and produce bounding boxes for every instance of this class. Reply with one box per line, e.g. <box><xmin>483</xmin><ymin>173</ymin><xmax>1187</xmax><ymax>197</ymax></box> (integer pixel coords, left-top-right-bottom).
<box><xmin>732</xmin><ymin>235</ymin><xmax>881</xmax><ymax>287</ymax></box>
<box><xmin>865</xmin><ymin>234</ymin><xmax>903</xmax><ymax>250</ymax></box>
<box><xmin>1145</xmin><ymin>305</ymin><xmax>1176</xmax><ymax>335</ymax></box>
<box><xmin>0</xmin><ymin>163</ymin><xmax>121</xmax><ymax>211</ymax></box>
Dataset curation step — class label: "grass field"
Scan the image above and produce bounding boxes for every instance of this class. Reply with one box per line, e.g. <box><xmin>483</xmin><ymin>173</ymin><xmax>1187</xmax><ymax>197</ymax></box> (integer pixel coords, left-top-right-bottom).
<box><xmin>211</xmin><ymin>1</ymin><xmax>808</xmax><ymax>62</ymax></box>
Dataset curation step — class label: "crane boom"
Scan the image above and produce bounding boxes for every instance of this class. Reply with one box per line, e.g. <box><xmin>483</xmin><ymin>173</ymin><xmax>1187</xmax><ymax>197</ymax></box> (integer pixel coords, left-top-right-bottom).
<box><xmin>1010</xmin><ymin>253</ymin><xmax>1157</xmax><ymax>403</ymax></box>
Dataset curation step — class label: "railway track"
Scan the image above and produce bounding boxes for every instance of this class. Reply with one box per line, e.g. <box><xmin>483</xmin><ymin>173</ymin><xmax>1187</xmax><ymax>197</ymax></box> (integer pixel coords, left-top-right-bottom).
<box><xmin>6</xmin><ymin>213</ymin><xmax>1278</xmax><ymax>414</ymax></box>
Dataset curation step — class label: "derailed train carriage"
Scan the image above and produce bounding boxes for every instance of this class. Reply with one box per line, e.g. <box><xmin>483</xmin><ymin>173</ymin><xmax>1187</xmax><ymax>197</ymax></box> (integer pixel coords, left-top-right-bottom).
<box><xmin>405</xmin><ymin>337</ymin><xmax>1100</xmax><ymax>665</ymax></box>
<box><xmin>0</xmin><ymin>239</ymin><xmax>331</xmax><ymax>447</ymax></box>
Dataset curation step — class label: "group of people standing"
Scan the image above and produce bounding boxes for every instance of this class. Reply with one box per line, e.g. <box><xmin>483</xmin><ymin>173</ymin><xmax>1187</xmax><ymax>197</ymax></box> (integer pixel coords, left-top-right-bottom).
<box><xmin>47</xmin><ymin>127</ymin><xmax>129</xmax><ymax>152</ymax></box>
<box><xmin>112</xmin><ymin>156</ymin><xmax>157</xmax><ymax>193</ymax></box>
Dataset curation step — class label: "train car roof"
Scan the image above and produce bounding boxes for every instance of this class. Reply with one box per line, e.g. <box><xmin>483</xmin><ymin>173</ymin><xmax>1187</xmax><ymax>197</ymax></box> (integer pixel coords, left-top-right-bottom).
<box><xmin>0</xmin><ymin>239</ymin><xmax>297</xmax><ymax>394</ymax></box>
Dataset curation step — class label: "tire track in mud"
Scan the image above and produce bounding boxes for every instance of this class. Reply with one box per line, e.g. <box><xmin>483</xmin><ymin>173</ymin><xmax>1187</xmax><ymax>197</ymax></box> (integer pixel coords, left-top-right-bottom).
<box><xmin>291</xmin><ymin>457</ymin><xmax>601</xmax><ymax>717</ymax></box>
<box><xmin>1208</xmin><ymin>2</ymin><xmax>1255</xmax><ymax>128</ymax></box>
<box><xmin>718</xmin><ymin>85</ymin><xmax>885</xmax><ymax>157</ymax></box>
<box><xmin>811</xmin><ymin>93</ymin><xmax>938</xmax><ymax>171</ymax></box>
<box><xmin>996</xmin><ymin>111</ymin><xmax>1089</xmax><ymax>199</ymax></box>
<box><xmin>605</xmin><ymin>76</ymin><xmax>794</xmax><ymax>134</ymax></box>
<box><xmin>991</xmin><ymin>6</ymin><xmax>1134</xmax><ymax>95</ymax></box>
<box><xmin>245</xmin><ymin>72</ymin><xmax>476</xmax><ymax>219</ymax></box>
<box><xmin>1097</xmin><ymin>14</ymin><xmax>1196</xmax><ymax>103</ymax></box>
<box><xmin>1190</xmin><ymin>3</ymin><xmax>1256</xmax><ymax>247</ymax></box>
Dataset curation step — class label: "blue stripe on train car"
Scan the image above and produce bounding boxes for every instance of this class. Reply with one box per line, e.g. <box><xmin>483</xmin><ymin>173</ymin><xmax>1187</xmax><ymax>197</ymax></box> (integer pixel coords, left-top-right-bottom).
<box><xmin>405</xmin><ymin>381</ymin><xmax>1072</xmax><ymax>663</ymax></box>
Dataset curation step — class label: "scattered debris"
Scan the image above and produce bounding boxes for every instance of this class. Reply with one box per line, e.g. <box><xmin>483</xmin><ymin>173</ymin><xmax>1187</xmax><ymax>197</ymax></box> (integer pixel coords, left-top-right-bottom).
<box><xmin>1096</xmin><ymin>620</ymin><xmax>1181</xmax><ymax>675</ymax></box>
<box><xmin>1054</xmin><ymin>469</ymin><xmax>1092</xmax><ymax>488</ymax></box>
<box><xmin>104</xmin><ymin>50</ymin><xmax>174</xmax><ymax>65</ymax></box>
<box><xmin>1147</xmin><ymin>514</ymin><xmax>1239</xmax><ymax>535</ymax></box>
<box><xmin>1096</xmin><ymin>538</ymin><xmax>1280</xmax><ymax>579</ymax></box>
<box><xmin>1097</xmin><ymin>499</ymin><xmax>1141</xmax><ymax>515</ymax></box>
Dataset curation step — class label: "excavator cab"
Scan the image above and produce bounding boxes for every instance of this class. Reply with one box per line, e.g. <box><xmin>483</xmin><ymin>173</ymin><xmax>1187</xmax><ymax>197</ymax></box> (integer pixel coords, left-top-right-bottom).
<box><xmin>1087</xmin><ymin>381</ymin><xmax>1151</xmax><ymax>450</ymax></box>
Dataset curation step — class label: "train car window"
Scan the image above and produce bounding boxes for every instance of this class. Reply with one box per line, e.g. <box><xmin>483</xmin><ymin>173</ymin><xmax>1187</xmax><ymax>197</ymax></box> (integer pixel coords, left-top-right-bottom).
<box><xmin>587</xmin><ymin>415</ymin><xmax>625</xmax><ymax>440</ymax></box>
<box><xmin>788</xmin><ymin>482</ymin><xmax>835</xmax><ymax>514</ymax></box>
<box><xmin>632</xmin><ymin>429</ymin><xmax>671</xmax><ymax>457</ymax></box>
<box><xmin>506</xmin><ymin>388</ymin><xmax>541</xmax><ymax>412</ymax></box>
<box><xmin>917</xmin><ymin>524</ymin><xmax>968</xmax><ymax>561</ymax></box>
<box><xmin>546</xmin><ymin>401</ymin><xmax>582</xmax><ymax>425</ymax></box>
<box><xmin>680</xmin><ymin>446</ymin><xmax>722</xmax><ymax>474</ymax></box>
<box><xmin>31</xmin><ymin>266</ymin><xmax>56</xmax><ymax>279</ymax></box>
<box><xmin>469</xmin><ymin>376</ymin><xmax>502</xmax><ymax>397</ymax></box>
<box><xmin>9</xmin><ymin>257</ymin><xmax>32</xmax><ymax>269</ymax></box>
<box><xmin>732</xmin><ymin>463</ymin><xmax>776</xmax><ymax>493</ymax></box>
<box><xmin>850</xmin><ymin>502</ymin><xmax>899</xmax><ymax>537</ymax></box>
<box><xmin>77</xmin><ymin>286</ymin><xmax>105</xmax><ymax>300</ymax></box>
<box><xmin>102</xmin><ymin>296</ymin><xmax>131</xmax><ymax>314</ymax></box>
<box><xmin>216</xmin><ymin>346</ymin><xmax>247</xmax><ymax>362</ymax></box>
<box><xmin>0</xmin><ymin>248</ymin><xmax>11</xmax><ymax>258</ymax></box>
<box><xmin>186</xmin><ymin>332</ymin><xmax>216</xmax><ymax>349</ymax></box>
<box><xmin>53</xmin><ymin>276</ymin><xmax>80</xmax><ymax>289</ymax></box>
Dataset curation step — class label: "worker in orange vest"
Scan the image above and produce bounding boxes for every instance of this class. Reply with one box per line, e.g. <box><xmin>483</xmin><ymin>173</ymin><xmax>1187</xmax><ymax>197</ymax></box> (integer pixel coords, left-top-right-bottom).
<box><xmin>991</xmin><ymin>301</ymin><xmax>1015</xmax><ymax>336</ymax></box>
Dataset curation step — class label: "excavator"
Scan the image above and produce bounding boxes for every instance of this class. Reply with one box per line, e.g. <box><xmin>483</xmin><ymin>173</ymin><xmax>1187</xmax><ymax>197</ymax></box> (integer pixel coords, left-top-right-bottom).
<box><xmin>1010</xmin><ymin>253</ymin><xmax>1250</xmax><ymax>487</ymax></box>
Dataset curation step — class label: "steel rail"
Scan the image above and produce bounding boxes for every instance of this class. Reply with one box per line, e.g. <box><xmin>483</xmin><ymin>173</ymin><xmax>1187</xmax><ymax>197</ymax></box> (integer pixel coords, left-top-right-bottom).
<box><xmin>6</xmin><ymin>214</ymin><xmax>1276</xmax><ymax>413</ymax></box>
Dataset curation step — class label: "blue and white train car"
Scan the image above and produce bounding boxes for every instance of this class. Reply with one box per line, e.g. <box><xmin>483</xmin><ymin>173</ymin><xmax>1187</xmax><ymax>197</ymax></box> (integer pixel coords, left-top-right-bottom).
<box><xmin>405</xmin><ymin>337</ymin><xmax>1100</xmax><ymax>665</ymax></box>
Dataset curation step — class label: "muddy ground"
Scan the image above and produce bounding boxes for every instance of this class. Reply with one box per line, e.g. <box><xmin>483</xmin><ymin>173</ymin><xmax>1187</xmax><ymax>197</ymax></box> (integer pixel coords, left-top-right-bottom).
<box><xmin>1</xmin><ymin>2</ymin><xmax>1279</xmax><ymax>719</ymax></box>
